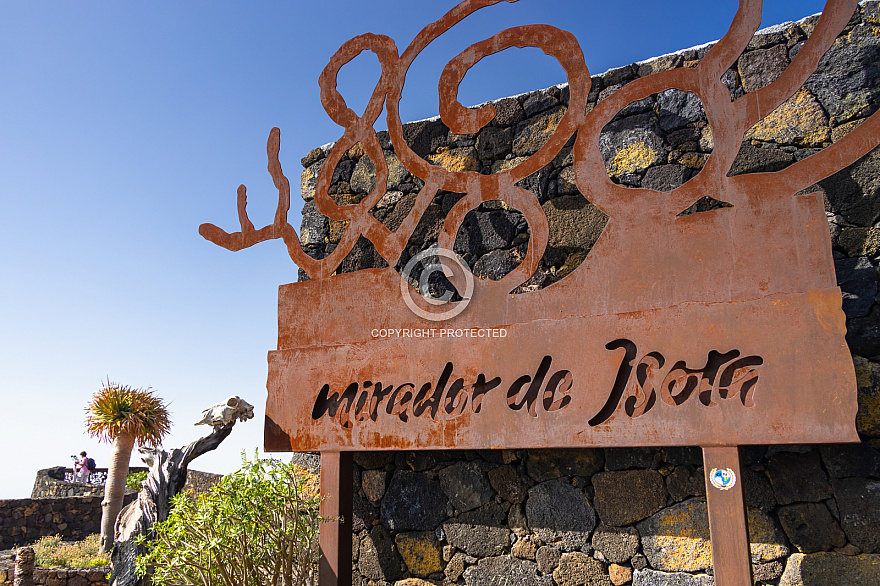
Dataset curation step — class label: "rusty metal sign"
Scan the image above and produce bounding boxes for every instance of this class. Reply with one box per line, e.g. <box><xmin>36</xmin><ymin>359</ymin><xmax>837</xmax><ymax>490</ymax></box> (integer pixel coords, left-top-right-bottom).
<box><xmin>202</xmin><ymin>0</ymin><xmax>873</xmax><ymax>452</ymax></box>
<box><xmin>201</xmin><ymin>0</ymin><xmax>879</xmax><ymax>583</ymax></box>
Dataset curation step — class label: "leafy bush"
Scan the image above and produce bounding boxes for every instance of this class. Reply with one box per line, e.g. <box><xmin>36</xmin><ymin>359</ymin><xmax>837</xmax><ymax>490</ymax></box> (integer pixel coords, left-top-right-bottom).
<box><xmin>137</xmin><ymin>453</ymin><xmax>324</xmax><ymax>586</ymax></box>
<box><xmin>125</xmin><ymin>470</ymin><xmax>148</xmax><ymax>491</ymax></box>
<box><xmin>30</xmin><ymin>534</ymin><xmax>109</xmax><ymax>568</ymax></box>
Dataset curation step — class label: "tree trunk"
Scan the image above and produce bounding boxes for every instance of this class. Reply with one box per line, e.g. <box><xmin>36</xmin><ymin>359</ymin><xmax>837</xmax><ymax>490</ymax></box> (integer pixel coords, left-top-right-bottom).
<box><xmin>108</xmin><ymin>423</ymin><xmax>236</xmax><ymax>586</ymax></box>
<box><xmin>100</xmin><ymin>431</ymin><xmax>135</xmax><ymax>553</ymax></box>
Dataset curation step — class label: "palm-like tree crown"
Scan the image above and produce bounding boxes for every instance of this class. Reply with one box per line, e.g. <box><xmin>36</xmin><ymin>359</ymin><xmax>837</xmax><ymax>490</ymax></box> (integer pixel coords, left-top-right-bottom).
<box><xmin>86</xmin><ymin>382</ymin><xmax>171</xmax><ymax>447</ymax></box>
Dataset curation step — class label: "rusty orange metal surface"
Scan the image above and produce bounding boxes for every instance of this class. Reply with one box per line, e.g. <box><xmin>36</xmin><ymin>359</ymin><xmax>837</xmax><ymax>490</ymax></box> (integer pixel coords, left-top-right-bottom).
<box><xmin>201</xmin><ymin>0</ymin><xmax>877</xmax><ymax>453</ymax></box>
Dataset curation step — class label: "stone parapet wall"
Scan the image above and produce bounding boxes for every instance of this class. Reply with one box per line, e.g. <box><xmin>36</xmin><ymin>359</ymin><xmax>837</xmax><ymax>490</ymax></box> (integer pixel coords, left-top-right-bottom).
<box><xmin>28</xmin><ymin>465</ymin><xmax>218</xmax><ymax>503</ymax></box>
<box><xmin>297</xmin><ymin>3</ymin><xmax>880</xmax><ymax>585</ymax></box>
<box><xmin>30</xmin><ymin>467</ymin><xmax>103</xmax><ymax>499</ymax></box>
<box><xmin>30</xmin><ymin>468</ymin><xmax>146</xmax><ymax>500</ymax></box>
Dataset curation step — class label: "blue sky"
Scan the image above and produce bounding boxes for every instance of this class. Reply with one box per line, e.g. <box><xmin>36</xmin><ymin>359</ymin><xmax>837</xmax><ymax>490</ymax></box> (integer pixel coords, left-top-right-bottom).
<box><xmin>0</xmin><ymin>1</ymin><xmax>829</xmax><ymax>499</ymax></box>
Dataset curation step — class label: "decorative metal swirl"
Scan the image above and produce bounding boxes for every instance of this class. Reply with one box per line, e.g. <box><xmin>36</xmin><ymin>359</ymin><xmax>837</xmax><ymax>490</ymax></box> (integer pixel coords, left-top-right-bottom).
<box><xmin>200</xmin><ymin>0</ymin><xmax>880</xmax><ymax>292</ymax></box>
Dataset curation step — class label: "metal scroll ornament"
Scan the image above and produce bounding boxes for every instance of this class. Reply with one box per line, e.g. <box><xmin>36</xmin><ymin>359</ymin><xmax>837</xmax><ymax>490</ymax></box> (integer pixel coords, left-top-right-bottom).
<box><xmin>200</xmin><ymin>0</ymin><xmax>877</xmax><ymax>453</ymax></box>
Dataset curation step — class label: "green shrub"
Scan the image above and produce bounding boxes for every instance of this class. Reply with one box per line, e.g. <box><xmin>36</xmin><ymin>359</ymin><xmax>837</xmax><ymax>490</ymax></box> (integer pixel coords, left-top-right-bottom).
<box><xmin>125</xmin><ymin>470</ymin><xmax>148</xmax><ymax>491</ymax></box>
<box><xmin>137</xmin><ymin>452</ymin><xmax>324</xmax><ymax>586</ymax></box>
<box><xmin>30</xmin><ymin>534</ymin><xmax>109</xmax><ymax>568</ymax></box>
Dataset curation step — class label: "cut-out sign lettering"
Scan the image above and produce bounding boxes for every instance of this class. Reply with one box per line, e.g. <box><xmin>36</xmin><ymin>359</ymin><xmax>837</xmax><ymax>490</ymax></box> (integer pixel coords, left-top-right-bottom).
<box><xmin>311</xmin><ymin>356</ymin><xmax>572</xmax><ymax>429</ymax></box>
<box><xmin>200</xmin><ymin>0</ymin><xmax>871</xmax><ymax>452</ymax></box>
<box><xmin>589</xmin><ymin>340</ymin><xmax>763</xmax><ymax>427</ymax></box>
<box><xmin>309</xmin><ymin>342</ymin><xmax>763</xmax><ymax>430</ymax></box>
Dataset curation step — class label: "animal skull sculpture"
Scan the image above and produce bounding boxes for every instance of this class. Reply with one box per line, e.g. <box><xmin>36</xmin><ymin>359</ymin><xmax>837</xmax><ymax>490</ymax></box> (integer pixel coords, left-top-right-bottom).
<box><xmin>195</xmin><ymin>395</ymin><xmax>255</xmax><ymax>427</ymax></box>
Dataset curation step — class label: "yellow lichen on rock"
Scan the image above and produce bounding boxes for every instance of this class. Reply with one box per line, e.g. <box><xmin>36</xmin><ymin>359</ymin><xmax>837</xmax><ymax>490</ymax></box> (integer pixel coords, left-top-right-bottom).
<box><xmin>328</xmin><ymin>220</ymin><xmax>349</xmax><ymax>244</ymax></box>
<box><xmin>332</xmin><ymin>192</ymin><xmax>367</xmax><ymax>206</ymax></box>
<box><xmin>554</xmin><ymin>252</ymin><xmax>587</xmax><ymax>280</ymax></box>
<box><xmin>532</xmin><ymin>106</ymin><xmax>565</xmax><ymax>133</ymax></box>
<box><xmin>394</xmin><ymin>532</ymin><xmax>444</xmax><ymax>577</ymax></box>
<box><xmin>640</xmin><ymin>499</ymin><xmax>713</xmax><ymax>572</ymax></box>
<box><xmin>699</xmin><ymin>126</ymin><xmax>714</xmax><ymax>151</ymax></box>
<box><xmin>838</xmin><ymin>226</ymin><xmax>880</xmax><ymax>258</ymax></box>
<box><xmin>290</xmin><ymin>464</ymin><xmax>320</xmax><ymax>500</ymax></box>
<box><xmin>747</xmin><ymin>508</ymin><xmax>790</xmax><ymax>563</ymax></box>
<box><xmin>832</xmin><ymin>118</ymin><xmax>866</xmax><ymax>143</ymax></box>
<box><xmin>640</xmin><ymin>499</ymin><xmax>788</xmax><ymax>573</ymax></box>
<box><xmin>780</xmin><ymin>553</ymin><xmax>880</xmax><ymax>586</ymax></box>
<box><xmin>607</xmin><ymin>142</ymin><xmax>664</xmax><ymax>176</ymax></box>
<box><xmin>556</xmin><ymin>166</ymin><xmax>578</xmax><ymax>192</ymax></box>
<box><xmin>854</xmin><ymin>356</ymin><xmax>880</xmax><ymax>437</ymax></box>
<box><xmin>491</xmin><ymin>156</ymin><xmax>527</xmax><ymax>174</ymax></box>
<box><xmin>428</xmin><ymin>147</ymin><xmax>481</xmax><ymax>172</ymax></box>
<box><xmin>677</xmin><ymin>152</ymin><xmax>708</xmax><ymax>170</ymax></box>
<box><xmin>744</xmin><ymin>87</ymin><xmax>830</xmax><ymax>147</ymax></box>
<box><xmin>300</xmin><ymin>162</ymin><xmax>322</xmax><ymax>200</ymax></box>
<box><xmin>513</xmin><ymin>106</ymin><xmax>567</xmax><ymax>155</ymax></box>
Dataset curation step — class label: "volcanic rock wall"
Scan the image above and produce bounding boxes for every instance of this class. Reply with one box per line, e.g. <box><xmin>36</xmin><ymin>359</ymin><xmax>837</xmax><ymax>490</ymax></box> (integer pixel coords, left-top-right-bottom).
<box><xmin>0</xmin><ymin>495</ymin><xmax>136</xmax><ymax>551</ymax></box>
<box><xmin>298</xmin><ymin>4</ymin><xmax>880</xmax><ymax>585</ymax></box>
<box><xmin>0</xmin><ymin>469</ymin><xmax>223</xmax><ymax>551</ymax></box>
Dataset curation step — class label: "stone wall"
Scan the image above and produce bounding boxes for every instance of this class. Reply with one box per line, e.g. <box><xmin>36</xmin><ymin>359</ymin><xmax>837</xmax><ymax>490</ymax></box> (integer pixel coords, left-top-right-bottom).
<box><xmin>0</xmin><ymin>562</ymin><xmax>108</xmax><ymax>586</ymax></box>
<box><xmin>180</xmin><ymin>469</ymin><xmax>223</xmax><ymax>498</ymax></box>
<box><xmin>3</xmin><ymin>468</ymin><xmax>221</xmax><ymax>553</ymax></box>
<box><xmin>296</xmin><ymin>4</ymin><xmax>880</xmax><ymax>585</ymax></box>
<box><xmin>0</xmin><ymin>495</ymin><xmax>135</xmax><ymax>550</ymax></box>
<box><xmin>0</xmin><ymin>469</ymin><xmax>222</xmax><ymax>580</ymax></box>
<box><xmin>344</xmin><ymin>448</ymin><xmax>880</xmax><ymax>586</ymax></box>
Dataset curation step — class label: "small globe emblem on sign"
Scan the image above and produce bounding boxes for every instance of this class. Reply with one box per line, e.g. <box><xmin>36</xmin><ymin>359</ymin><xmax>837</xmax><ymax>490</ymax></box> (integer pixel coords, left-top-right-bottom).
<box><xmin>710</xmin><ymin>468</ymin><xmax>736</xmax><ymax>491</ymax></box>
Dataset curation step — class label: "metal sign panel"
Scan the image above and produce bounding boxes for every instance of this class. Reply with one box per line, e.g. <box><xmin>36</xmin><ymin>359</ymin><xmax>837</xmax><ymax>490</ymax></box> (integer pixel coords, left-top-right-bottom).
<box><xmin>202</xmin><ymin>0</ymin><xmax>874</xmax><ymax>452</ymax></box>
<box><xmin>268</xmin><ymin>280</ymin><xmax>853</xmax><ymax>450</ymax></box>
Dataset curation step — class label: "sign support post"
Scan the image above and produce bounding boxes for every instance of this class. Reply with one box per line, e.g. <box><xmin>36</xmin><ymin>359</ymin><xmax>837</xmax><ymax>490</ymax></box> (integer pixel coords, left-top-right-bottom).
<box><xmin>703</xmin><ymin>446</ymin><xmax>752</xmax><ymax>586</ymax></box>
<box><xmin>319</xmin><ymin>451</ymin><xmax>352</xmax><ymax>586</ymax></box>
